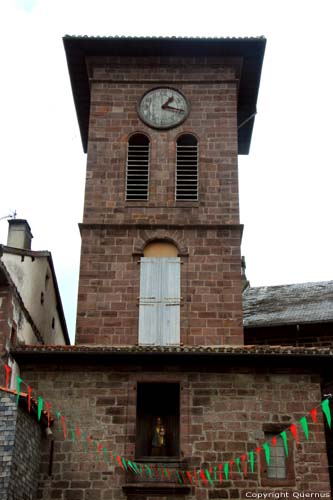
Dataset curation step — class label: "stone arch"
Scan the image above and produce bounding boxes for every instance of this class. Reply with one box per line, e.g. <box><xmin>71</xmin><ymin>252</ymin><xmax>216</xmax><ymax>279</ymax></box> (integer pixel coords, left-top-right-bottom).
<box><xmin>133</xmin><ymin>229</ymin><xmax>189</xmax><ymax>256</ymax></box>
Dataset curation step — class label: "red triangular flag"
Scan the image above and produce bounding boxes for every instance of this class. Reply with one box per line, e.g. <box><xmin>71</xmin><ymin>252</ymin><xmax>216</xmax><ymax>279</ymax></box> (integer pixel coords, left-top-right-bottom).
<box><xmin>116</xmin><ymin>454</ymin><xmax>125</xmax><ymax>471</ymax></box>
<box><xmin>186</xmin><ymin>471</ymin><xmax>193</xmax><ymax>484</ymax></box>
<box><xmin>290</xmin><ymin>424</ymin><xmax>298</xmax><ymax>444</ymax></box>
<box><xmin>310</xmin><ymin>408</ymin><xmax>317</xmax><ymax>423</ymax></box>
<box><xmin>200</xmin><ymin>469</ymin><xmax>208</xmax><ymax>486</ymax></box>
<box><xmin>180</xmin><ymin>471</ymin><xmax>186</xmax><ymax>483</ymax></box>
<box><xmin>4</xmin><ymin>364</ymin><xmax>11</xmax><ymax>389</ymax></box>
<box><xmin>271</xmin><ymin>436</ymin><xmax>277</xmax><ymax>447</ymax></box>
<box><xmin>27</xmin><ymin>386</ymin><xmax>32</xmax><ymax>413</ymax></box>
<box><xmin>218</xmin><ymin>464</ymin><xmax>223</xmax><ymax>485</ymax></box>
<box><xmin>61</xmin><ymin>415</ymin><xmax>67</xmax><ymax>439</ymax></box>
<box><xmin>241</xmin><ymin>454</ymin><xmax>247</xmax><ymax>476</ymax></box>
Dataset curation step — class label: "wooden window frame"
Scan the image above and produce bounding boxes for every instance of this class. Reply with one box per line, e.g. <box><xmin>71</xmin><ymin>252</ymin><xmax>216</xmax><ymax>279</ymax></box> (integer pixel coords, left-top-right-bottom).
<box><xmin>261</xmin><ymin>424</ymin><xmax>295</xmax><ymax>487</ymax></box>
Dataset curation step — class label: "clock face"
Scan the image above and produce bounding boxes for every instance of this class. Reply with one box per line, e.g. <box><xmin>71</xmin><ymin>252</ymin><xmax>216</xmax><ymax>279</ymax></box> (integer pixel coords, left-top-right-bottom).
<box><xmin>138</xmin><ymin>88</ymin><xmax>189</xmax><ymax>129</ymax></box>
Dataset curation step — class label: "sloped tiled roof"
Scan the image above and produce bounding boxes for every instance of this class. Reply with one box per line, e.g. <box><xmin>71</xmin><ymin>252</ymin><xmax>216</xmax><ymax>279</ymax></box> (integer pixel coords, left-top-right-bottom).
<box><xmin>243</xmin><ymin>281</ymin><xmax>333</xmax><ymax>328</ymax></box>
<box><xmin>11</xmin><ymin>344</ymin><xmax>333</xmax><ymax>357</ymax></box>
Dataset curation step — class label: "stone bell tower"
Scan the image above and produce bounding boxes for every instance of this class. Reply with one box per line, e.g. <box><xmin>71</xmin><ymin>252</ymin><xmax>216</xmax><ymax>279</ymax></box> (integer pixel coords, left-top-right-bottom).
<box><xmin>64</xmin><ymin>36</ymin><xmax>265</xmax><ymax>348</ymax></box>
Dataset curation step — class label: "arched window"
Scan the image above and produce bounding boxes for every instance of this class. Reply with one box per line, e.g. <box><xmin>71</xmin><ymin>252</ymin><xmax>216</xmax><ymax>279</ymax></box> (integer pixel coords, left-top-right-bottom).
<box><xmin>139</xmin><ymin>242</ymin><xmax>180</xmax><ymax>346</ymax></box>
<box><xmin>176</xmin><ymin>134</ymin><xmax>198</xmax><ymax>200</ymax></box>
<box><xmin>126</xmin><ymin>133</ymin><xmax>150</xmax><ymax>200</ymax></box>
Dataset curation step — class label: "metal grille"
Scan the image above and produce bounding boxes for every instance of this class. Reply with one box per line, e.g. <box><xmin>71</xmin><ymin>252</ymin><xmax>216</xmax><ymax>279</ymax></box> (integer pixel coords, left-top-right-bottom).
<box><xmin>126</xmin><ymin>135</ymin><xmax>150</xmax><ymax>200</ymax></box>
<box><xmin>176</xmin><ymin>135</ymin><xmax>198</xmax><ymax>201</ymax></box>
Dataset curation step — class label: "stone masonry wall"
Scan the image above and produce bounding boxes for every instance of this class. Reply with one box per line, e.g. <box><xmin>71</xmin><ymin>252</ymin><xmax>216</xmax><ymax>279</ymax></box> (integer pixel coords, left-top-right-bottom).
<box><xmin>83</xmin><ymin>57</ymin><xmax>239</xmax><ymax>226</ymax></box>
<box><xmin>76</xmin><ymin>226</ymin><xmax>243</xmax><ymax>346</ymax></box>
<box><xmin>245</xmin><ymin>323</ymin><xmax>333</xmax><ymax>347</ymax></box>
<box><xmin>75</xmin><ymin>55</ymin><xmax>243</xmax><ymax>347</ymax></box>
<box><xmin>21</xmin><ymin>363</ymin><xmax>331</xmax><ymax>500</ymax></box>
<box><xmin>0</xmin><ymin>391</ymin><xmax>17</xmax><ymax>499</ymax></box>
<box><xmin>0</xmin><ymin>390</ymin><xmax>42</xmax><ymax>500</ymax></box>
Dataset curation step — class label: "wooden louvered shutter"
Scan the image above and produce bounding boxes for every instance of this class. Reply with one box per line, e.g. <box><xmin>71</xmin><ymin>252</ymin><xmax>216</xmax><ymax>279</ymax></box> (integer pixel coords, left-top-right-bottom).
<box><xmin>139</xmin><ymin>258</ymin><xmax>180</xmax><ymax>345</ymax></box>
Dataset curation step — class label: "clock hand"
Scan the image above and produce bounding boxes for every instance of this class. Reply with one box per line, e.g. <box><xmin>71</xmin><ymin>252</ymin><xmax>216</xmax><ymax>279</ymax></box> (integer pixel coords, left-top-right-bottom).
<box><xmin>162</xmin><ymin>105</ymin><xmax>185</xmax><ymax>113</ymax></box>
<box><xmin>161</xmin><ymin>96</ymin><xmax>174</xmax><ymax>109</ymax></box>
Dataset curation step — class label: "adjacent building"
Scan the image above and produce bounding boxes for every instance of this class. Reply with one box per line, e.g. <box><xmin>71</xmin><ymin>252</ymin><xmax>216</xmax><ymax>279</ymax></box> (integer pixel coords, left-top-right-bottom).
<box><xmin>0</xmin><ymin>219</ymin><xmax>69</xmax><ymax>374</ymax></box>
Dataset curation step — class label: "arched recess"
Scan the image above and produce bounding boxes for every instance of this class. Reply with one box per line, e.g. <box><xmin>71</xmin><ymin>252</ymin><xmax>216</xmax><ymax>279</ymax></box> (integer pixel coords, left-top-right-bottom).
<box><xmin>144</xmin><ymin>241</ymin><xmax>178</xmax><ymax>258</ymax></box>
<box><xmin>133</xmin><ymin>230</ymin><xmax>189</xmax><ymax>257</ymax></box>
<box><xmin>139</xmin><ymin>240</ymin><xmax>180</xmax><ymax>346</ymax></box>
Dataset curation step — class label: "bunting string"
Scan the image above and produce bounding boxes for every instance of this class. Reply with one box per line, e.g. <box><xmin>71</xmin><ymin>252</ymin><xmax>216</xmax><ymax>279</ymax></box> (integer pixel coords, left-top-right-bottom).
<box><xmin>1</xmin><ymin>362</ymin><xmax>332</xmax><ymax>487</ymax></box>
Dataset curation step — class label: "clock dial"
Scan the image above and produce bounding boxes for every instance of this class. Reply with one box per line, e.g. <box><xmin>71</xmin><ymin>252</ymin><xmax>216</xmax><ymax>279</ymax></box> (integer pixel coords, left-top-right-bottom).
<box><xmin>138</xmin><ymin>88</ymin><xmax>189</xmax><ymax>129</ymax></box>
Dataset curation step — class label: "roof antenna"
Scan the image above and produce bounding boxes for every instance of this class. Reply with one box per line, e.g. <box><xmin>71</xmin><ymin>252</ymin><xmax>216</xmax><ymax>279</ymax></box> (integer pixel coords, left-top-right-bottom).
<box><xmin>0</xmin><ymin>210</ymin><xmax>17</xmax><ymax>222</ymax></box>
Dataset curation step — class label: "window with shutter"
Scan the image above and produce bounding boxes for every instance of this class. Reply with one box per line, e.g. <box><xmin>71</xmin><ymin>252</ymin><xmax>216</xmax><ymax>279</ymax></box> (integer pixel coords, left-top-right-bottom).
<box><xmin>138</xmin><ymin>257</ymin><xmax>180</xmax><ymax>345</ymax></box>
<box><xmin>126</xmin><ymin>133</ymin><xmax>150</xmax><ymax>200</ymax></box>
<box><xmin>176</xmin><ymin>134</ymin><xmax>198</xmax><ymax>201</ymax></box>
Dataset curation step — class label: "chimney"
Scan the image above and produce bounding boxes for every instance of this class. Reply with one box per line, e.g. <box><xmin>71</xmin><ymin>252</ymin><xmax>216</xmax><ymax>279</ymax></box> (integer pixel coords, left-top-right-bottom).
<box><xmin>7</xmin><ymin>219</ymin><xmax>33</xmax><ymax>250</ymax></box>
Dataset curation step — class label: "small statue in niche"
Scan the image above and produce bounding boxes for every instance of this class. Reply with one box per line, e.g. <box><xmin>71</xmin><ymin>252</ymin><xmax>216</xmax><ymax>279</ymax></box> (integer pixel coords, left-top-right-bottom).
<box><xmin>151</xmin><ymin>416</ymin><xmax>166</xmax><ymax>456</ymax></box>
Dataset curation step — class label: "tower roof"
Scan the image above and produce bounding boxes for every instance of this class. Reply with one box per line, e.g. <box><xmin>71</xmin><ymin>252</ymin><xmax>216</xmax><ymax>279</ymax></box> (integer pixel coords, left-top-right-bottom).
<box><xmin>63</xmin><ymin>35</ymin><xmax>266</xmax><ymax>155</ymax></box>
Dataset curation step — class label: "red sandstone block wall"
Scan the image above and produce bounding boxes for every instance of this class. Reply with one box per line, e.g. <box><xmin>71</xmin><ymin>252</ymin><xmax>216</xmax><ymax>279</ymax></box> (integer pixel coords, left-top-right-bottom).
<box><xmin>76</xmin><ymin>227</ymin><xmax>243</xmax><ymax>346</ymax></box>
<box><xmin>83</xmin><ymin>57</ymin><xmax>239</xmax><ymax>226</ymax></box>
<box><xmin>75</xmin><ymin>55</ymin><xmax>244</xmax><ymax>347</ymax></box>
<box><xmin>22</xmin><ymin>365</ymin><xmax>330</xmax><ymax>500</ymax></box>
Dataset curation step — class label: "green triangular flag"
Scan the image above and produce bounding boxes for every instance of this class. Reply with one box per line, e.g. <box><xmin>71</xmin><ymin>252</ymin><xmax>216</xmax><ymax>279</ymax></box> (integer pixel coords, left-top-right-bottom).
<box><xmin>235</xmin><ymin>457</ymin><xmax>241</xmax><ymax>474</ymax></box>
<box><xmin>280</xmin><ymin>431</ymin><xmax>289</xmax><ymax>457</ymax></box>
<box><xmin>37</xmin><ymin>397</ymin><xmax>43</xmax><ymax>421</ymax></box>
<box><xmin>145</xmin><ymin>465</ymin><xmax>152</xmax><ymax>477</ymax></box>
<box><xmin>176</xmin><ymin>471</ymin><xmax>183</xmax><ymax>484</ymax></box>
<box><xmin>103</xmin><ymin>447</ymin><xmax>109</xmax><ymax>464</ymax></box>
<box><xmin>322</xmin><ymin>399</ymin><xmax>331</xmax><ymax>428</ymax></box>
<box><xmin>205</xmin><ymin>469</ymin><xmax>214</xmax><ymax>486</ymax></box>
<box><xmin>16</xmin><ymin>376</ymin><xmax>22</xmax><ymax>404</ymax></box>
<box><xmin>262</xmin><ymin>442</ymin><xmax>270</xmax><ymax>466</ymax></box>
<box><xmin>223</xmin><ymin>462</ymin><xmax>229</xmax><ymax>481</ymax></box>
<box><xmin>299</xmin><ymin>416</ymin><xmax>309</xmax><ymax>440</ymax></box>
<box><xmin>56</xmin><ymin>411</ymin><xmax>61</xmax><ymax>420</ymax></box>
<box><xmin>71</xmin><ymin>426</ymin><xmax>75</xmax><ymax>443</ymax></box>
<box><xmin>248</xmin><ymin>451</ymin><xmax>255</xmax><ymax>473</ymax></box>
<box><xmin>128</xmin><ymin>460</ymin><xmax>139</xmax><ymax>474</ymax></box>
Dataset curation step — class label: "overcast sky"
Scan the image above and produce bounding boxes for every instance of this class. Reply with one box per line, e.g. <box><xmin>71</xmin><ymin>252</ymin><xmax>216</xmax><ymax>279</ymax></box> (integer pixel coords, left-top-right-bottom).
<box><xmin>1</xmin><ymin>0</ymin><xmax>332</xmax><ymax>342</ymax></box>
